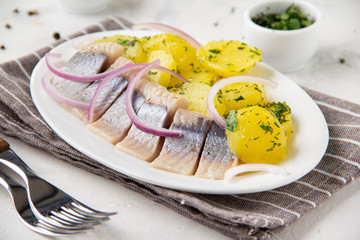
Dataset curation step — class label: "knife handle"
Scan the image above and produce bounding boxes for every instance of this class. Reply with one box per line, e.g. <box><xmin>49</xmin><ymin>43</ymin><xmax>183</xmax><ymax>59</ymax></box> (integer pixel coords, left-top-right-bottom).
<box><xmin>0</xmin><ymin>137</ymin><xmax>10</xmax><ymax>153</ymax></box>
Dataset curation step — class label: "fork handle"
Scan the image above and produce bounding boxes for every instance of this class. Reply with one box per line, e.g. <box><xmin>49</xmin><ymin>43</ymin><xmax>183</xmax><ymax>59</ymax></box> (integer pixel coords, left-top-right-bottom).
<box><xmin>0</xmin><ymin>137</ymin><xmax>10</xmax><ymax>153</ymax></box>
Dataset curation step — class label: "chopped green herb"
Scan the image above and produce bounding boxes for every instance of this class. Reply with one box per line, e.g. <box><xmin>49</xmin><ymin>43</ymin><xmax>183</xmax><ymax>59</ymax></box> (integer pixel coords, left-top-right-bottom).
<box><xmin>252</xmin><ymin>3</ymin><xmax>314</xmax><ymax>30</ymax></box>
<box><xmin>226</xmin><ymin>110</ymin><xmax>238</xmax><ymax>132</ymax></box>
<box><xmin>265</xmin><ymin>102</ymin><xmax>291</xmax><ymax>124</ymax></box>
<box><xmin>148</xmin><ymin>71</ymin><xmax>158</xmax><ymax>75</ymax></box>
<box><xmin>260</xmin><ymin>124</ymin><xmax>273</xmax><ymax>134</ymax></box>
<box><xmin>234</xmin><ymin>95</ymin><xmax>244</xmax><ymax>102</ymax></box>
<box><xmin>118</xmin><ymin>39</ymin><xmax>136</xmax><ymax>46</ymax></box>
<box><xmin>209</xmin><ymin>49</ymin><xmax>221</xmax><ymax>54</ymax></box>
<box><xmin>250</xmin><ymin>49</ymin><xmax>261</xmax><ymax>56</ymax></box>
<box><xmin>339</xmin><ymin>58</ymin><xmax>346</xmax><ymax>64</ymax></box>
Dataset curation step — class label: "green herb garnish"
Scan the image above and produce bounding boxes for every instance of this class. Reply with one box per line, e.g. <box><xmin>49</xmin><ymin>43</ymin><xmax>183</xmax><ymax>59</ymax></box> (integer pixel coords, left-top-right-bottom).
<box><xmin>234</xmin><ymin>95</ymin><xmax>245</xmax><ymax>102</ymax></box>
<box><xmin>225</xmin><ymin>110</ymin><xmax>238</xmax><ymax>132</ymax></box>
<box><xmin>118</xmin><ymin>39</ymin><xmax>137</xmax><ymax>46</ymax></box>
<box><xmin>260</xmin><ymin>124</ymin><xmax>273</xmax><ymax>134</ymax></box>
<box><xmin>265</xmin><ymin>102</ymin><xmax>291</xmax><ymax>124</ymax></box>
<box><xmin>252</xmin><ymin>3</ymin><xmax>314</xmax><ymax>30</ymax></box>
<box><xmin>148</xmin><ymin>71</ymin><xmax>158</xmax><ymax>75</ymax></box>
<box><xmin>209</xmin><ymin>49</ymin><xmax>221</xmax><ymax>54</ymax></box>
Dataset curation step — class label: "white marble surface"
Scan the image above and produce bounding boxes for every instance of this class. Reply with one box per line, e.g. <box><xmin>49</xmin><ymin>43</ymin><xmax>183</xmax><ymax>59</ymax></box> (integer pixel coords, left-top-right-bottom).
<box><xmin>0</xmin><ymin>0</ymin><xmax>360</xmax><ymax>239</ymax></box>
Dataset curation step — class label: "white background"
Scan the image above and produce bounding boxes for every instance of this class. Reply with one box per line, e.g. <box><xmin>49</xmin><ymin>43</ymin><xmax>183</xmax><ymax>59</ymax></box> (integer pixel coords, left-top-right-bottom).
<box><xmin>0</xmin><ymin>0</ymin><xmax>360</xmax><ymax>239</ymax></box>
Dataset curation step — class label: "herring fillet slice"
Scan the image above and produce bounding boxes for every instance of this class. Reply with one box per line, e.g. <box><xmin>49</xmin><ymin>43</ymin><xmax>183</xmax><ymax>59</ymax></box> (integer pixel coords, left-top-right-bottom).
<box><xmin>50</xmin><ymin>42</ymin><xmax>125</xmax><ymax>122</ymax></box>
<box><xmin>195</xmin><ymin>123</ymin><xmax>239</xmax><ymax>180</ymax></box>
<box><xmin>86</xmin><ymin>91</ymin><xmax>145</xmax><ymax>145</ymax></box>
<box><xmin>115</xmin><ymin>81</ymin><xmax>189</xmax><ymax>162</ymax></box>
<box><xmin>150</xmin><ymin>109</ymin><xmax>212</xmax><ymax>175</ymax></box>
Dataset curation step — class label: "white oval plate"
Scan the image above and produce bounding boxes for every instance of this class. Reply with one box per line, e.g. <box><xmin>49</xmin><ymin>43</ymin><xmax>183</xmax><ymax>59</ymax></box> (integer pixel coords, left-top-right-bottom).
<box><xmin>30</xmin><ymin>30</ymin><xmax>329</xmax><ymax>194</ymax></box>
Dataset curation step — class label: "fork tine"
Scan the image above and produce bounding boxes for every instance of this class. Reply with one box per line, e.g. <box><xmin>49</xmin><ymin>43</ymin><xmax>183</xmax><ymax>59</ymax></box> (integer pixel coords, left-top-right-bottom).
<box><xmin>64</xmin><ymin>204</ymin><xmax>110</xmax><ymax>221</ymax></box>
<box><xmin>72</xmin><ymin>201</ymin><xmax>117</xmax><ymax>216</ymax></box>
<box><xmin>50</xmin><ymin>210</ymin><xmax>100</xmax><ymax>226</ymax></box>
<box><xmin>48</xmin><ymin>214</ymin><xmax>96</xmax><ymax>228</ymax></box>
<box><xmin>42</xmin><ymin>215</ymin><xmax>95</xmax><ymax>231</ymax></box>
<box><xmin>56</xmin><ymin>210</ymin><xmax>102</xmax><ymax>224</ymax></box>
<box><xmin>35</xmin><ymin>221</ymin><xmax>85</xmax><ymax>236</ymax></box>
<box><xmin>60</xmin><ymin>206</ymin><xmax>109</xmax><ymax>222</ymax></box>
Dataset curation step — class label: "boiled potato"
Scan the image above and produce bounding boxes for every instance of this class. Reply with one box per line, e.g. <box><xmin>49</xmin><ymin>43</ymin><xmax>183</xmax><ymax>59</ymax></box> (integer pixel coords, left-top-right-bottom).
<box><xmin>168</xmin><ymin>82</ymin><xmax>226</xmax><ymax>116</ymax></box>
<box><xmin>146</xmin><ymin>50</ymin><xmax>177</xmax><ymax>87</ymax></box>
<box><xmin>264</xmin><ymin>102</ymin><xmax>292</xmax><ymax>137</ymax></box>
<box><xmin>197</xmin><ymin>40</ymin><xmax>262</xmax><ymax>77</ymax></box>
<box><xmin>142</xmin><ymin>33</ymin><xmax>199</xmax><ymax>71</ymax></box>
<box><xmin>93</xmin><ymin>35</ymin><xmax>146</xmax><ymax>63</ymax></box>
<box><xmin>219</xmin><ymin>82</ymin><xmax>265</xmax><ymax>114</ymax></box>
<box><xmin>179</xmin><ymin>67</ymin><xmax>218</xmax><ymax>85</ymax></box>
<box><xmin>226</xmin><ymin>106</ymin><xmax>287</xmax><ymax>164</ymax></box>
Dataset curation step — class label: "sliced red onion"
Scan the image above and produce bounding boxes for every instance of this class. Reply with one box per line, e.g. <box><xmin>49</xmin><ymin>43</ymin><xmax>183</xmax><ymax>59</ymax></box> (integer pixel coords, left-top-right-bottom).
<box><xmin>132</xmin><ymin>22</ymin><xmax>202</xmax><ymax>49</ymax></box>
<box><xmin>41</xmin><ymin>71</ymin><xmax>89</xmax><ymax>110</ymax></box>
<box><xmin>87</xmin><ymin>62</ymin><xmax>189</xmax><ymax>122</ymax></box>
<box><xmin>206</xmin><ymin>75</ymin><xmax>278</xmax><ymax>129</ymax></box>
<box><xmin>87</xmin><ymin>62</ymin><xmax>139</xmax><ymax>122</ymax></box>
<box><xmin>125</xmin><ymin>60</ymin><xmax>182</xmax><ymax>137</ymax></box>
<box><xmin>224</xmin><ymin>163</ymin><xmax>289</xmax><ymax>181</ymax></box>
<box><xmin>45</xmin><ymin>53</ymin><xmax>114</xmax><ymax>82</ymax></box>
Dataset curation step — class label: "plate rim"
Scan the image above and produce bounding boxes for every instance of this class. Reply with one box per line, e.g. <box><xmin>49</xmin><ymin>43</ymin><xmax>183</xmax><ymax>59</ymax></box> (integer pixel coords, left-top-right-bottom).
<box><xmin>30</xmin><ymin>29</ymin><xmax>329</xmax><ymax>194</ymax></box>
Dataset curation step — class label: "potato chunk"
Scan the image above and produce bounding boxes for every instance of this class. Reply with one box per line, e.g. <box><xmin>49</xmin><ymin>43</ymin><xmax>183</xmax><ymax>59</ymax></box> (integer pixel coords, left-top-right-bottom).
<box><xmin>197</xmin><ymin>40</ymin><xmax>262</xmax><ymax>77</ymax></box>
<box><xmin>146</xmin><ymin>50</ymin><xmax>177</xmax><ymax>87</ymax></box>
<box><xmin>219</xmin><ymin>82</ymin><xmax>265</xmax><ymax>114</ymax></box>
<box><xmin>168</xmin><ymin>82</ymin><xmax>225</xmax><ymax>116</ymax></box>
<box><xmin>142</xmin><ymin>33</ymin><xmax>198</xmax><ymax>71</ymax></box>
<box><xmin>93</xmin><ymin>35</ymin><xmax>146</xmax><ymax>63</ymax></box>
<box><xmin>226</xmin><ymin>106</ymin><xmax>287</xmax><ymax>164</ymax></box>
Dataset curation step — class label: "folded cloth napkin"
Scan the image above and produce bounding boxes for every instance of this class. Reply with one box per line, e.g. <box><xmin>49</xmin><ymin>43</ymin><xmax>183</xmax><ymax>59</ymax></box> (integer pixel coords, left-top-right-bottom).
<box><xmin>1</xmin><ymin>16</ymin><xmax>360</xmax><ymax>240</ymax></box>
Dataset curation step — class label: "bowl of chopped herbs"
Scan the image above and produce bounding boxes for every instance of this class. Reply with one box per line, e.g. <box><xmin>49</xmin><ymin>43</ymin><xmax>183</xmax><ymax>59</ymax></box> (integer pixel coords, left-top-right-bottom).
<box><xmin>244</xmin><ymin>1</ymin><xmax>321</xmax><ymax>72</ymax></box>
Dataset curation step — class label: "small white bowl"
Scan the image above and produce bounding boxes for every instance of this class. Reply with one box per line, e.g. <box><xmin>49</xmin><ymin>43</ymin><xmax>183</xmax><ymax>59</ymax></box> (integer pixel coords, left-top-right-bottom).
<box><xmin>244</xmin><ymin>0</ymin><xmax>322</xmax><ymax>72</ymax></box>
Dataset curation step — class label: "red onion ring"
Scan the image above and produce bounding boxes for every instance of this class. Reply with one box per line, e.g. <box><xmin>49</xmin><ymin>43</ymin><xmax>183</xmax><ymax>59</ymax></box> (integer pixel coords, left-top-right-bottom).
<box><xmin>87</xmin><ymin>62</ymin><xmax>189</xmax><ymax>123</ymax></box>
<box><xmin>45</xmin><ymin>53</ymin><xmax>114</xmax><ymax>82</ymax></box>
<box><xmin>41</xmin><ymin>71</ymin><xmax>89</xmax><ymax>110</ymax></box>
<box><xmin>224</xmin><ymin>163</ymin><xmax>289</xmax><ymax>181</ymax></box>
<box><xmin>87</xmin><ymin>62</ymin><xmax>136</xmax><ymax>122</ymax></box>
<box><xmin>132</xmin><ymin>22</ymin><xmax>202</xmax><ymax>49</ymax></box>
<box><xmin>206</xmin><ymin>75</ymin><xmax>278</xmax><ymax>129</ymax></box>
<box><xmin>125</xmin><ymin>60</ymin><xmax>182</xmax><ymax>137</ymax></box>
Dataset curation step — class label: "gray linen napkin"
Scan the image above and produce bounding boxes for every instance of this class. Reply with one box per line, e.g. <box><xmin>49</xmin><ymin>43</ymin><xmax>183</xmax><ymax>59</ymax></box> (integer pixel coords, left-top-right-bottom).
<box><xmin>1</xmin><ymin>16</ymin><xmax>360</xmax><ymax>240</ymax></box>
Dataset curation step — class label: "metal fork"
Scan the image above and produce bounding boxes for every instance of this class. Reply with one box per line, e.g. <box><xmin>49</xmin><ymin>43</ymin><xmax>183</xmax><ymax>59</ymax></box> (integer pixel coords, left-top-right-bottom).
<box><xmin>0</xmin><ymin>166</ymin><xmax>92</xmax><ymax>236</ymax></box>
<box><xmin>0</xmin><ymin>137</ymin><xmax>116</xmax><ymax>231</ymax></box>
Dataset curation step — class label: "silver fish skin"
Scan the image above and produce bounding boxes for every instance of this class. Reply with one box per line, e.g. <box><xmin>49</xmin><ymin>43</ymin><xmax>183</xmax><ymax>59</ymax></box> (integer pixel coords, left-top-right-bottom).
<box><xmin>63</xmin><ymin>75</ymin><xmax>128</xmax><ymax>123</ymax></box>
<box><xmin>150</xmin><ymin>109</ymin><xmax>212</xmax><ymax>175</ymax></box>
<box><xmin>115</xmin><ymin>80</ymin><xmax>189</xmax><ymax>162</ymax></box>
<box><xmin>86</xmin><ymin>90</ymin><xmax>145</xmax><ymax>144</ymax></box>
<box><xmin>49</xmin><ymin>43</ymin><xmax>112</xmax><ymax>102</ymax></box>
<box><xmin>195</xmin><ymin>123</ymin><xmax>238</xmax><ymax>180</ymax></box>
<box><xmin>58</xmin><ymin>55</ymin><xmax>131</xmax><ymax>123</ymax></box>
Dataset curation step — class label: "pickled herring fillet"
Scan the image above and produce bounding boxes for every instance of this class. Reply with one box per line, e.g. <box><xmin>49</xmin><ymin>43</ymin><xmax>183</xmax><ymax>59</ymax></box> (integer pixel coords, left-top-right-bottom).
<box><xmin>78</xmin><ymin>42</ymin><xmax>124</xmax><ymax>70</ymax></box>
<box><xmin>50</xmin><ymin>43</ymin><xmax>111</xmax><ymax>101</ymax></box>
<box><xmin>116</xmin><ymin>81</ymin><xmax>189</xmax><ymax>162</ymax></box>
<box><xmin>62</xmin><ymin>57</ymin><xmax>131</xmax><ymax>123</ymax></box>
<box><xmin>195</xmin><ymin>123</ymin><xmax>238</xmax><ymax>180</ymax></box>
<box><xmin>86</xmin><ymin>91</ymin><xmax>145</xmax><ymax>144</ymax></box>
<box><xmin>150</xmin><ymin>109</ymin><xmax>212</xmax><ymax>175</ymax></box>
<box><xmin>50</xmin><ymin>42</ymin><xmax>125</xmax><ymax>122</ymax></box>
